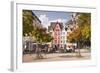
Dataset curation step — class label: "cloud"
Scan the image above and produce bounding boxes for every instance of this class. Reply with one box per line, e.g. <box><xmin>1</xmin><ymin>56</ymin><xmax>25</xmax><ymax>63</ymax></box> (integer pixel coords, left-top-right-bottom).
<box><xmin>49</xmin><ymin>18</ymin><xmax>67</xmax><ymax>23</ymax></box>
<box><xmin>39</xmin><ymin>14</ymin><xmax>67</xmax><ymax>29</ymax></box>
<box><xmin>39</xmin><ymin>14</ymin><xmax>49</xmax><ymax>28</ymax></box>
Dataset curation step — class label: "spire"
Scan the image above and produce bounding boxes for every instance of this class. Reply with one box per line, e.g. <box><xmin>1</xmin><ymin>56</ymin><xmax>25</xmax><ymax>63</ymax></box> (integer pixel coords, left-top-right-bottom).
<box><xmin>72</xmin><ymin>13</ymin><xmax>77</xmax><ymax>25</ymax></box>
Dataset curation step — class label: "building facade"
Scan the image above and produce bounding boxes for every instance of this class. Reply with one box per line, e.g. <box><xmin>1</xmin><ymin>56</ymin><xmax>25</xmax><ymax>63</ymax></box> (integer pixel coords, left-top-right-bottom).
<box><xmin>60</xmin><ymin>24</ymin><xmax>67</xmax><ymax>48</ymax></box>
<box><xmin>48</xmin><ymin>22</ymin><xmax>67</xmax><ymax>49</ymax></box>
<box><xmin>53</xmin><ymin>22</ymin><xmax>61</xmax><ymax>46</ymax></box>
<box><xmin>32</xmin><ymin>12</ymin><xmax>42</xmax><ymax>28</ymax></box>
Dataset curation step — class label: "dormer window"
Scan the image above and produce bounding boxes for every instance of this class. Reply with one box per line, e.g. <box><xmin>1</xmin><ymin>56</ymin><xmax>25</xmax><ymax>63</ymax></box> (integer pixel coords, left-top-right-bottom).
<box><xmin>70</xmin><ymin>28</ymin><xmax>73</xmax><ymax>31</ymax></box>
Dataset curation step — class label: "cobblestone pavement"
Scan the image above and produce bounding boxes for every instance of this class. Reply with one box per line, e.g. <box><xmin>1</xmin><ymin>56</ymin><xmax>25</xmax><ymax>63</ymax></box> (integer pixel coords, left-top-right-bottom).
<box><xmin>23</xmin><ymin>52</ymin><xmax>91</xmax><ymax>62</ymax></box>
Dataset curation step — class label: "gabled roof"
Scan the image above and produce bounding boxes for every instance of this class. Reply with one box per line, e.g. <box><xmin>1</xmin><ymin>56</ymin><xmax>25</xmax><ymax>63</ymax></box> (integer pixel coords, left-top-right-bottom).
<box><xmin>48</xmin><ymin>22</ymin><xmax>63</xmax><ymax>31</ymax></box>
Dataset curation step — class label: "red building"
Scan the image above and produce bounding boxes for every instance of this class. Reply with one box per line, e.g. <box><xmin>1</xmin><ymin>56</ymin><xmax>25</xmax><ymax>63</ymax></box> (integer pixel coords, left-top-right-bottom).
<box><xmin>54</xmin><ymin>22</ymin><xmax>61</xmax><ymax>45</ymax></box>
<box><xmin>48</xmin><ymin>22</ymin><xmax>63</xmax><ymax>47</ymax></box>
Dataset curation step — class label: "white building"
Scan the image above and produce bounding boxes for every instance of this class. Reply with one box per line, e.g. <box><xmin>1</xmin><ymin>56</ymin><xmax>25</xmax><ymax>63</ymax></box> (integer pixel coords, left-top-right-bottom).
<box><xmin>60</xmin><ymin>24</ymin><xmax>67</xmax><ymax>48</ymax></box>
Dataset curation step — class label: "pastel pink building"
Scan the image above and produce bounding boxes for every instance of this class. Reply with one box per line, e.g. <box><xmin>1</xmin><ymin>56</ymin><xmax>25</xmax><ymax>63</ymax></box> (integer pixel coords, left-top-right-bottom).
<box><xmin>53</xmin><ymin>22</ymin><xmax>61</xmax><ymax>45</ymax></box>
<box><xmin>48</xmin><ymin>22</ymin><xmax>63</xmax><ymax>47</ymax></box>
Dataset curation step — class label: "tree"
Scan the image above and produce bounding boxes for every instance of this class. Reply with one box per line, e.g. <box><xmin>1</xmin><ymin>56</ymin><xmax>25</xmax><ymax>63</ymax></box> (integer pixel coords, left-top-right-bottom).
<box><xmin>67</xmin><ymin>27</ymin><xmax>82</xmax><ymax>56</ymax></box>
<box><xmin>32</xmin><ymin>27</ymin><xmax>53</xmax><ymax>59</ymax></box>
<box><xmin>77</xmin><ymin>13</ymin><xmax>91</xmax><ymax>27</ymax></box>
<box><xmin>77</xmin><ymin>13</ymin><xmax>91</xmax><ymax>48</ymax></box>
<box><xmin>67</xmin><ymin>13</ymin><xmax>91</xmax><ymax>56</ymax></box>
<box><xmin>23</xmin><ymin>10</ymin><xmax>34</xmax><ymax>36</ymax></box>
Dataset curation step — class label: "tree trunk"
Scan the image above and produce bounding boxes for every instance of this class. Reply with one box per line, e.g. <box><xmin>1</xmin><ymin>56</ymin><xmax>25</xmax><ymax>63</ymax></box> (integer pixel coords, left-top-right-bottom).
<box><xmin>36</xmin><ymin>43</ymin><xmax>43</xmax><ymax>59</ymax></box>
<box><xmin>77</xmin><ymin>41</ymin><xmax>81</xmax><ymax>57</ymax></box>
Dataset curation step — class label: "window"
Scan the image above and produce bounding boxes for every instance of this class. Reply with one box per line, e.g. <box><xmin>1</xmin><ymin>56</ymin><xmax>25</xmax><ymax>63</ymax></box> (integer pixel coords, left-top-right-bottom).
<box><xmin>63</xmin><ymin>36</ymin><xmax>65</xmax><ymax>39</ymax></box>
<box><xmin>58</xmin><ymin>36</ymin><xmax>60</xmax><ymax>39</ymax></box>
<box><xmin>58</xmin><ymin>40</ymin><xmax>60</xmax><ymax>43</ymax></box>
<box><xmin>55</xmin><ymin>29</ymin><xmax>60</xmax><ymax>31</ymax></box>
<box><xmin>58</xmin><ymin>32</ymin><xmax>60</xmax><ymax>35</ymax></box>
<box><xmin>54</xmin><ymin>37</ymin><xmax>57</xmax><ymax>40</ymax></box>
<box><xmin>61</xmin><ymin>41</ymin><xmax>62</xmax><ymax>43</ymax></box>
<box><xmin>63</xmin><ymin>32</ymin><xmax>65</xmax><ymax>34</ymax></box>
<box><xmin>63</xmin><ymin>41</ymin><xmax>65</xmax><ymax>43</ymax></box>
<box><xmin>54</xmin><ymin>32</ymin><xmax>57</xmax><ymax>35</ymax></box>
<box><xmin>55</xmin><ymin>40</ymin><xmax>57</xmax><ymax>43</ymax></box>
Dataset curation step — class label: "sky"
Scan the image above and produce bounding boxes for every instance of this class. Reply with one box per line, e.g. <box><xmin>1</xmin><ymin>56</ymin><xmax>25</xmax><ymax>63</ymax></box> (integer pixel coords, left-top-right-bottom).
<box><xmin>32</xmin><ymin>10</ymin><xmax>73</xmax><ymax>28</ymax></box>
